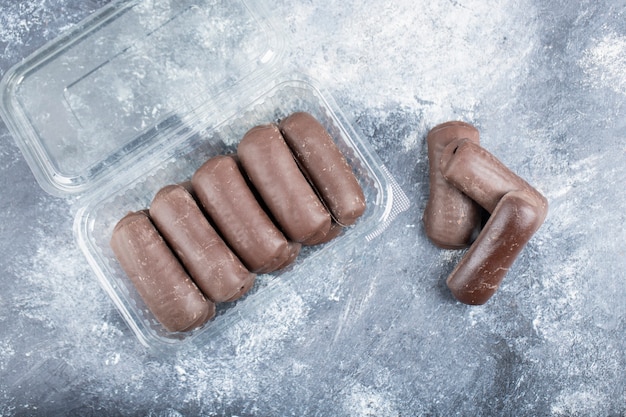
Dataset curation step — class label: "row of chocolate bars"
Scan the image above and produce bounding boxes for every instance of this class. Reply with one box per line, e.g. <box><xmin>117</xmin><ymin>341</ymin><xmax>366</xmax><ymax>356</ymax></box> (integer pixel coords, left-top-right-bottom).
<box><xmin>110</xmin><ymin>112</ymin><xmax>366</xmax><ymax>332</ymax></box>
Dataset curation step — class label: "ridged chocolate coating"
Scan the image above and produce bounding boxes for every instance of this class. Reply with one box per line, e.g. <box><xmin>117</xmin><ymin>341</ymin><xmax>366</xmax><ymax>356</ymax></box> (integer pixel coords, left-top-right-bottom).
<box><xmin>238</xmin><ymin>124</ymin><xmax>332</xmax><ymax>245</ymax></box>
<box><xmin>191</xmin><ymin>155</ymin><xmax>300</xmax><ymax>273</ymax></box>
<box><xmin>440</xmin><ymin>139</ymin><xmax>548</xmax><ymax>304</ymax></box>
<box><xmin>279</xmin><ymin>112</ymin><xmax>366</xmax><ymax>226</ymax></box>
<box><xmin>149</xmin><ymin>184</ymin><xmax>256</xmax><ymax>303</ymax></box>
<box><xmin>423</xmin><ymin>121</ymin><xmax>483</xmax><ymax>248</ymax></box>
<box><xmin>109</xmin><ymin>210</ymin><xmax>214</xmax><ymax>332</ymax></box>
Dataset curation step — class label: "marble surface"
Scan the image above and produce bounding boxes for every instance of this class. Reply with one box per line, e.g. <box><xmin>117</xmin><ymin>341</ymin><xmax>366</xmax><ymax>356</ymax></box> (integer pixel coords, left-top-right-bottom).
<box><xmin>1</xmin><ymin>0</ymin><xmax>624</xmax><ymax>415</ymax></box>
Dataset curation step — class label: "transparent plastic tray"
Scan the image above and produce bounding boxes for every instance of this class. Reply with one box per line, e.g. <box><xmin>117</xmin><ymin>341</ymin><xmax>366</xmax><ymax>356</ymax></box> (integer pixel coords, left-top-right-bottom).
<box><xmin>0</xmin><ymin>0</ymin><xmax>409</xmax><ymax>349</ymax></box>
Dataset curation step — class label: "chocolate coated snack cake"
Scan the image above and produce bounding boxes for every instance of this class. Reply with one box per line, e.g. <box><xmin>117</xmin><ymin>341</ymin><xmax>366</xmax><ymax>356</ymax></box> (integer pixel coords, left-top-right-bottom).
<box><xmin>443</xmin><ymin>190</ymin><xmax>546</xmax><ymax>305</ymax></box>
<box><xmin>279</xmin><ymin>112</ymin><xmax>366</xmax><ymax>227</ymax></box>
<box><xmin>110</xmin><ymin>210</ymin><xmax>214</xmax><ymax>332</ymax></box>
<box><xmin>191</xmin><ymin>155</ymin><xmax>301</xmax><ymax>273</ymax></box>
<box><xmin>440</xmin><ymin>138</ymin><xmax>548</xmax><ymax>214</ymax></box>
<box><xmin>423</xmin><ymin>121</ymin><xmax>483</xmax><ymax>249</ymax></box>
<box><xmin>238</xmin><ymin>124</ymin><xmax>332</xmax><ymax>245</ymax></box>
<box><xmin>149</xmin><ymin>184</ymin><xmax>256</xmax><ymax>303</ymax></box>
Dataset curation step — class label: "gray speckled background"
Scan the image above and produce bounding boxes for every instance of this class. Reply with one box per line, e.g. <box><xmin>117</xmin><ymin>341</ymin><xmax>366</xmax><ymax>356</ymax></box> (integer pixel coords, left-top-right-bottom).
<box><xmin>1</xmin><ymin>0</ymin><xmax>625</xmax><ymax>416</ymax></box>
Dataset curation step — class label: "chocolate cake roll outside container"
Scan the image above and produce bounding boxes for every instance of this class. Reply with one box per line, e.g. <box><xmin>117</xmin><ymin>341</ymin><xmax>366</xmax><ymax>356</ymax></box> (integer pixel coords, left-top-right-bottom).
<box><xmin>279</xmin><ymin>112</ymin><xmax>366</xmax><ymax>226</ymax></box>
<box><xmin>149</xmin><ymin>184</ymin><xmax>256</xmax><ymax>303</ymax></box>
<box><xmin>440</xmin><ymin>138</ymin><xmax>548</xmax><ymax>305</ymax></box>
<box><xmin>109</xmin><ymin>211</ymin><xmax>215</xmax><ymax>332</ymax></box>
<box><xmin>191</xmin><ymin>155</ymin><xmax>300</xmax><ymax>273</ymax></box>
<box><xmin>440</xmin><ymin>138</ymin><xmax>548</xmax><ymax>214</ymax></box>
<box><xmin>422</xmin><ymin>121</ymin><xmax>483</xmax><ymax>248</ymax></box>
<box><xmin>444</xmin><ymin>191</ymin><xmax>547</xmax><ymax>305</ymax></box>
<box><xmin>238</xmin><ymin>124</ymin><xmax>332</xmax><ymax>245</ymax></box>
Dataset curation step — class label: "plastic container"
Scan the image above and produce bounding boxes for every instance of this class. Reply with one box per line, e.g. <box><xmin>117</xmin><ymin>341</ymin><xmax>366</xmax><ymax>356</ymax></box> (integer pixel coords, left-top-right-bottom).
<box><xmin>0</xmin><ymin>0</ymin><xmax>409</xmax><ymax>349</ymax></box>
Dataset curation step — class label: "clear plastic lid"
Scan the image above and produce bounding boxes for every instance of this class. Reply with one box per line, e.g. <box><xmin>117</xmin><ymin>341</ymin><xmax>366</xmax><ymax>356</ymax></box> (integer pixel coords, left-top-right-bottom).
<box><xmin>0</xmin><ymin>0</ymin><xmax>283</xmax><ymax>196</ymax></box>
